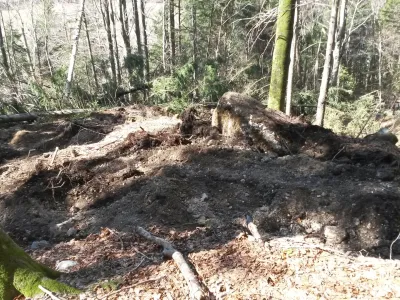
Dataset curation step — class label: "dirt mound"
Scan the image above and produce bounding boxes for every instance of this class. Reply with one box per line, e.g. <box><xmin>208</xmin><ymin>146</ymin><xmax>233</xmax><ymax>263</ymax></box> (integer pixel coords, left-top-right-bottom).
<box><xmin>2</xmin><ymin>101</ymin><xmax>400</xmax><ymax>299</ymax></box>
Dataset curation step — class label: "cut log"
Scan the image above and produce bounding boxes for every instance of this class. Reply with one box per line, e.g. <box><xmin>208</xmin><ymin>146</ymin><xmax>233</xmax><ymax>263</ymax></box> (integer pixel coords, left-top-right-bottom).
<box><xmin>136</xmin><ymin>226</ymin><xmax>208</xmax><ymax>300</ymax></box>
<box><xmin>0</xmin><ymin>109</ymin><xmax>91</xmax><ymax>124</ymax></box>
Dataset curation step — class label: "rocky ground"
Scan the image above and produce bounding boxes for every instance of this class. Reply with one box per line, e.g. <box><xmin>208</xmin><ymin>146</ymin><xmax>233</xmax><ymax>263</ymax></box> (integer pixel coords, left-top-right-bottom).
<box><xmin>1</xmin><ymin>101</ymin><xmax>400</xmax><ymax>299</ymax></box>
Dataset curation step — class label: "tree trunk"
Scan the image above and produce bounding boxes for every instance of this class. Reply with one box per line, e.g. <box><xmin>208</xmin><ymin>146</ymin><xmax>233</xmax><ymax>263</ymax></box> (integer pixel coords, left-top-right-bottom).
<box><xmin>377</xmin><ymin>24</ymin><xmax>382</xmax><ymax>104</ymax></box>
<box><xmin>140</xmin><ymin>0</ymin><xmax>150</xmax><ymax>81</ymax></box>
<box><xmin>314</xmin><ymin>0</ymin><xmax>339</xmax><ymax>127</ymax></box>
<box><xmin>215</xmin><ymin>0</ymin><xmax>232</xmax><ymax>59</ymax></box>
<box><xmin>30</xmin><ymin>0</ymin><xmax>41</xmax><ymax>79</ymax></box>
<box><xmin>119</xmin><ymin>0</ymin><xmax>131</xmax><ymax>58</ymax></box>
<box><xmin>177</xmin><ymin>0</ymin><xmax>181</xmax><ymax>56</ymax></box>
<box><xmin>100</xmin><ymin>0</ymin><xmax>117</xmax><ymax>85</ymax></box>
<box><xmin>119</xmin><ymin>0</ymin><xmax>134</xmax><ymax>92</ymax></box>
<box><xmin>285</xmin><ymin>0</ymin><xmax>298</xmax><ymax>116</ymax></box>
<box><xmin>0</xmin><ymin>11</ymin><xmax>13</xmax><ymax>75</ymax></box>
<box><xmin>0</xmin><ymin>17</ymin><xmax>12</xmax><ymax>81</ymax></box>
<box><xmin>313</xmin><ymin>35</ymin><xmax>322</xmax><ymax>91</ymax></box>
<box><xmin>331</xmin><ymin>0</ymin><xmax>347</xmax><ymax>86</ymax></box>
<box><xmin>169</xmin><ymin>0</ymin><xmax>175</xmax><ymax>67</ymax></box>
<box><xmin>65</xmin><ymin>0</ymin><xmax>86</xmax><ymax>99</ymax></box>
<box><xmin>42</xmin><ymin>1</ymin><xmax>54</xmax><ymax>77</ymax></box>
<box><xmin>206</xmin><ymin>1</ymin><xmax>216</xmax><ymax>59</ymax></box>
<box><xmin>162</xmin><ymin>0</ymin><xmax>167</xmax><ymax>72</ymax></box>
<box><xmin>16</xmin><ymin>11</ymin><xmax>35</xmax><ymax>81</ymax></box>
<box><xmin>0</xmin><ymin>228</ymin><xmax>79</xmax><ymax>300</ymax></box>
<box><xmin>83</xmin><ymin>13</ymin><xmax>99</xmax><ymax>90</ymax></box>
<box><xmin>192</xmin><ymin>2</ymin><xmax>198</xmax><ymax>85</ymax></box>
<box><xmin>109</xmin><ymin>0</ymin><xmax>122</xmax><ymax>84</ymax></box>
<box><xmin>268</xmin><ymin>0</ymin><xmax>295</xmax><ymax>111</ymax></box>
<box><xmin>133</xmin><ymin>0</ymin><xmax>143</xmax><ymax>79</ymax></box>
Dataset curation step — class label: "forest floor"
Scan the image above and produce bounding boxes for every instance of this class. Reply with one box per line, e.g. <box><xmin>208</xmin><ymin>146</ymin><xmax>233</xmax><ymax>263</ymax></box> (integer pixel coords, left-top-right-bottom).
<box><xmin>1</xmin><ymin>104</ymin><xmax>400</xmax><ymax>299</ymax></box>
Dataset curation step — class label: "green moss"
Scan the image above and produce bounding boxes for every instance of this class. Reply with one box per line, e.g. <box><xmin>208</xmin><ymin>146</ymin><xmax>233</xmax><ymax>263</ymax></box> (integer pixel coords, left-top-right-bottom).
<box><xmin>268</xmin><ymin>0</ymin><xmax>294</xmax><ymax>111</ymax></box>
<box><xmin>0</xmin><ymin>228</ymin><xmax>80</xmax><ymax>300</ymax></box>
<box><xmin>0</xmin><ymin>264</ymin><xmax>18</xmax><ymax>300</ymax></box>
<box><xmin>14</xmin><ymin>270</ymin><xmax>80</xmax><ymax>297</ymax></box>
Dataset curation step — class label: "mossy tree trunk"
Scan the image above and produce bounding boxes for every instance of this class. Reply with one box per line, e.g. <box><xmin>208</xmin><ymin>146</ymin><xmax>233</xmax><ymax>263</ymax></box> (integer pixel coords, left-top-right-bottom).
<box><xmin>268</xmin><ymin>0</ymin><xmax>295</xmax><ymax>111</ymax></box>
<box><xmin>0</xmin><ymin>228</ymin><xmax>79</xmax><ymax>300</ymax></box>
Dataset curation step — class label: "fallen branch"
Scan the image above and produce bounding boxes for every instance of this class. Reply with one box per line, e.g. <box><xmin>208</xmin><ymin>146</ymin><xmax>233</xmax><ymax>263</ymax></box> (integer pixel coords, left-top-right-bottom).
<box><xmin>246</xmin><ymin>215</ymin><xmax>263</xmax><ymax>243</ymax></box>
<box><xmin>331</xmin><ymin>146</ymin><xmax>345</xmax><ymax>161</ymax></box>
<box><xmin>0</xmin><ymin>109</ymin><xmax>91</xmax><ymax>124</ymax></box>
<box><xmin>115</xmin><ymin>83</ymin><xmax>152</xmax><ymax>98</ymax></box>
<box><xmin>136</xmin><ymin>226</ymin><xmax>207</xmax><ymax>300</ymax></box>
<box><xmin>49</xmin><ymin>147</ymin><xmax>59</xmax><ymax>165</ymax></box>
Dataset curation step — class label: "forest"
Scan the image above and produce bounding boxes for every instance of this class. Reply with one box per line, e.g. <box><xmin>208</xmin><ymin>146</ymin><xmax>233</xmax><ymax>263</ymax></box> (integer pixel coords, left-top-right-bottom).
<box><xmin>1</xmin><ymin>0</ymin><xmax>400</xmax><ymax>299</ymax></box>
<box><xmin>0</xmin><ymin>0</ymin><xmax>398</xmax><ymax>133</ymax></box>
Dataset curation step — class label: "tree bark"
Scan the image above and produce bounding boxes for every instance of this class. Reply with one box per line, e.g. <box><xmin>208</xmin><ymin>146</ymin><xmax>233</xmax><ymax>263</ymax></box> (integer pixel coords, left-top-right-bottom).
<box><xmin>101</xmin><ymin>0</ymin><xmax>117</xmax><ymax>85</ymax></box>
<box><xmin>0</xmin><ymin>17</ymin><xmax>12</xmax><ymax>81</ymax></box>
<box><xmin>133</xmin><ymin>0</ymin><xmax>144</xmax><ymax>79</ymax></box>
<box><xmin>65</xmin><ymin>0</ymin><xmax>86</xmax><ymax>99</ymax></box>
<box><xmin>331</xmin><ymin>0</ymin><xmax>347</xmax><ymax>86</ymax></box>
<box><xmin>206</xmin><ymin>1</ymin><xmax>215</xmax><ymax>59</ymax></box>
<box><xmin>192</xmin><ymin>2</ymin><xmax>198</xmax><ymax>85</ymax></box>
<box><xmin>16</xmin><ymin>10</ymin><xmax>35</xmax><ymax>81</ymax></box>
<box><xmin>140</xmin><ymin>0</ymin><xmax>150</xmax><ymax>81</ymax></box>
<box><xmin>315</xmin><ymin>0</ymin><xmax>339</xmax><ymax>127</ymax></box>
<box><xmin>42</xmin><ymin>0</ymin><xmax>54</xmax><ymax>77</ymax></box>
<box><xmin>285</xmin><ymin>0</ymin><xmax>298</xmax><ymax>116</ymax></box>
<box><xmin>169</xmin><ymin>0</ymin><xmax>175</xmax><ymax>67</ymax></box>
<box><xmin>268</xmin><ymin>0</ymin><xmax>295</xmax><ymax>111</ymax></box>
<box><xmin>109</xmin><ymin>0</ymin><xmax>122</xmax><ymax>84</ymax></box>
<box><xmin>313</xmin><ymin>35</ymin><xmax>322</xmax><ymax>91</ymax></box>
<box><xmin>119</xmin><ymin>0</ymin><xmax>131</xmax><ymax>59</ymax></box>
<box><xmin>177</xmin><ymin>0</ymin><xmax>181</xmax><ymax>56</ymax></box>
<box><xmin>0</xmin><ymin>228</ymin><xmax>79</xmax><ymax>300</ymax></box>
<box><xmin>0</xmin><ymin>11</ymin><xmax>13</xmax><ymax>75</ymax></box>
<box><xmin>377</xmin><ymin>24</ymin><xmax>382</xmax><ymax>104</ymax></box>
<box><xmin>30</xmin><ymin>0</ymin><xmax>41</xmax><ymax>79</ymax></box>
<box><xmin>162</xmin><ymin>0</ymin><xmax>167</xmax><ymax>72</ymax></box>
<box><xmin>83</xmin><ymin>13</ymin><xmax>99</xmax><ymax>90</ymax></box>
<box><xmin>119</xmin><ymin>0</ymin><xmax>135</xmax><ymax>94</ymax></box>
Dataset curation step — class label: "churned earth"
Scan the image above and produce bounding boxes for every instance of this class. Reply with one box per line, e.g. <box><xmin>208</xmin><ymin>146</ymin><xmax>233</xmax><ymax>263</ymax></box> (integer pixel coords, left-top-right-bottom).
<box><xmin>1</xmin><ymin>104</ymin><xmax>400</xmax><ymax>299</ymax></box>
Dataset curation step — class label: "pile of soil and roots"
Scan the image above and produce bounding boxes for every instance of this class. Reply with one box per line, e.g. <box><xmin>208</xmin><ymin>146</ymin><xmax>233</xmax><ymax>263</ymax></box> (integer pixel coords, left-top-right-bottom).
<box><xmin>1</xmin><ymin>96</ymin><xmax>400</xmax><ymax>299</ymax></box>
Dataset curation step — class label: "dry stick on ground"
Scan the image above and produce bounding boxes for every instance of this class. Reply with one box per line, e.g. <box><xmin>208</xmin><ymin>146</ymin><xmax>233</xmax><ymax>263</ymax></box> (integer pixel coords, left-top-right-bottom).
<box><xmin>49</xmin><ymin>147</ymin><xmax>59</xmax><ymax>165</ymax></box>
<box><xmin>246</xmin><ymin>215</ymin><xmax>263</xmax><ymax>243</ymax></box>
<box><xmin>390</xmin><ymin>232</ymin><xmax>400</xmax><ymax>260</ymax></box>
<box><xmin>331</xmin><ymin>146</ymin><xmax>346</xmax><ymax>161</ymax></box>
<box><xmin>136</xmin><ymin>226</ymin><xmax>208</xmax><ymax>300</ymax></box>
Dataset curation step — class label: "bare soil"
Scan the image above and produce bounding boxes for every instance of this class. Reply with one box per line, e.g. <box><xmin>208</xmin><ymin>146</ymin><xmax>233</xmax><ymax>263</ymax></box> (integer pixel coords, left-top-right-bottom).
<box><xmin>1</xmin><ymin>105</ymin><xmax>400</xmax><ymax>299</ymax></box>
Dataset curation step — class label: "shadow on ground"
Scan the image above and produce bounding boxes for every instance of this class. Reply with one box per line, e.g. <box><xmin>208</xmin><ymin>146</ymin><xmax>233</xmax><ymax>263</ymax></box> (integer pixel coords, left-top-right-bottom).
<box><xmin>1</xmin><ymin>109</ymin><xmax>400</xmax><ymax>296</ymax></box>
